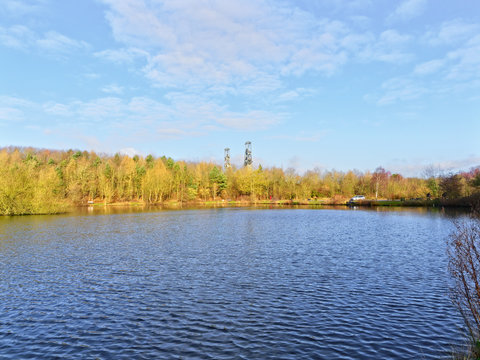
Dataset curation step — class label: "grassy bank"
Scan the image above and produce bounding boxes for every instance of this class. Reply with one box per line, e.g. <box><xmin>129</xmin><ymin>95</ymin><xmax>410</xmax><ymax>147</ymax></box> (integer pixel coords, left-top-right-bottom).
<box><xmin>3</xmin><ymin>195</ymin><xmax>479</xmax><ymax>216</ymax></box>
<box><xmin>82</xmin><ymin>195</ymin><xmax>479</xmax><ymax>209</ymax></box>
<box><xmin>348</xmin><ymin>193</ymin><xmax>480</xmax><ymax>208</ymax></box>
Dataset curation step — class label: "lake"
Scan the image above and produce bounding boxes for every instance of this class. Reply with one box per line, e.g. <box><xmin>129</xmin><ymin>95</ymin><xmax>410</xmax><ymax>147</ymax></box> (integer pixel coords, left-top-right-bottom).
<box><xmin>0</xmin><ymin>207</ymin><xmax>465</xmax><ymax>359</ymax></box>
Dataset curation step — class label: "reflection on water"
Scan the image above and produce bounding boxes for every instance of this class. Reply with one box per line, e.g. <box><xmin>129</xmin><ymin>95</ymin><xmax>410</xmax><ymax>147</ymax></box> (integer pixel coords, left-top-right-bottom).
<box><xmin>67</xmin><ymin>203</ymin><xmax>469</xmax><ymax>217</ymax></box>
<box><xmin>0</xmin><ymin>207</ymin><xmax>465</xmax><ymax>359</ymax></box>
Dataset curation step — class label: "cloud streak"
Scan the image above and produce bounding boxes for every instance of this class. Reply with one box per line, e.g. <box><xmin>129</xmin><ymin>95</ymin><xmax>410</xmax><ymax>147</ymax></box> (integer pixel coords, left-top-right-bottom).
<box><xmin>0</xmin><ymin>25</ymin><xmax>89</xmax><ymax>55</ymax></box>
<box><xmin>0</xmin><ymin>0</ymin><xmax>46</xmax><ymax>17</ymax></box>
<box><xmin>0</xmin><ymin>93</ymin><xmax>283</xmax><ymax>136</ymax></box>
<box><xmin>388</xmin><ymin>0</ymin><xmax>428</xmax><ymax>22</ymax></box>
<box><xmin>387</xmin><ymin>156</ymin><xmax>480</xmax><ymax>177</ymax></box>
<box><xmin>368</xmin><ymin>19</ymin><xmax>480</xmax><ymax>105</ymax></box>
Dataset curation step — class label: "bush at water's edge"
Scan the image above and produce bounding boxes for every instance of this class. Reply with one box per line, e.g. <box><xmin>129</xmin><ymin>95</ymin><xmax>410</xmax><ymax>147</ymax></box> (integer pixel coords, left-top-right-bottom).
<box><xmin>448</xmin><ymin>204</ymin><xmax>480</xmax><ymax>359</ymax></box>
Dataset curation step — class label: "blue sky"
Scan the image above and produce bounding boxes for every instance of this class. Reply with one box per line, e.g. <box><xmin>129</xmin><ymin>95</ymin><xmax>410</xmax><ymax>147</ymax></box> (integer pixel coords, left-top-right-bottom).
<box><xmin>0</xmin><ymin>0</ymin><xmax>479</xmax><ymax>175</ymax></box>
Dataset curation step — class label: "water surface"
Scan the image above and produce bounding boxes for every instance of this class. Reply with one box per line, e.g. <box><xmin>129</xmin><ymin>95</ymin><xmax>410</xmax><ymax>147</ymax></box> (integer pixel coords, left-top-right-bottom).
<box><xmin>0</xmin><ymin>207</ymin><xmax>464</xmax><ymax>359</ymax></box>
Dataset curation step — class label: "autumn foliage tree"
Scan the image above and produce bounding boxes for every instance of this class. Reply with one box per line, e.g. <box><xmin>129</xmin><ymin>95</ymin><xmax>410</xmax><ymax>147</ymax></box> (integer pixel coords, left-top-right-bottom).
<box><xmin>0</xmin><ymin>147</ymin><xmax>479</xmax><ymax>215</ymax></box>
<box><xmin>441</xmin><ymin>174</ymin><xmax>463</xmax><ymax>199</ymax></box>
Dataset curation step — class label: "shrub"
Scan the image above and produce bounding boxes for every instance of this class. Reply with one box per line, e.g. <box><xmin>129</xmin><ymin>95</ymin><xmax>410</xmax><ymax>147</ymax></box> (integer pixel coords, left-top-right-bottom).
<box><xmin>448</xmin><ymin>205</ymin><xmax>480</xmax><ymax>357</ymax></box>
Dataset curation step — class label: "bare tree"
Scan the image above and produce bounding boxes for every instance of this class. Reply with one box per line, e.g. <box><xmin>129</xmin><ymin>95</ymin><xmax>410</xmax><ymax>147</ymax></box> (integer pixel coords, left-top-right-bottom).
<box><xmin>371</xmin><ymin>166</ymin><xmax>390</xmax><ymax>199</ymax></box>
<box><xmin>448</xmin><ymin>205</ymin><xmax>480</xmax><ymax>356</ymax></box>
<box><xmin>422</xmin><ymin>164</ymin><xmax>442</xmax><ymax>179</ymax></box>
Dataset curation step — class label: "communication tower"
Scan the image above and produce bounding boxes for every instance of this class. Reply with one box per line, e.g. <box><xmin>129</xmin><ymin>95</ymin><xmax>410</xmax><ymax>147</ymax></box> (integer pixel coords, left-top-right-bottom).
<box><xmin>224</xmin><ymin>148</ymin><xmax>231</xmax><ymax>169</ymax></box>
<box><xmin>244</xmin><ymin>141</ymin><xmax>252</xmax><ymax>167</ymax></box>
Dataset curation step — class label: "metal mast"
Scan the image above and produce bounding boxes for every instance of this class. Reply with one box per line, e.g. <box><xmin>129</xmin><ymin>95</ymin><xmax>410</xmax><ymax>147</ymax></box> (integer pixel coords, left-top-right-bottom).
<box><xmin>244</xmin><ymin>141</ymin><xmax>252</xmax><ymax>167</ymax></box>
<box><xmin>224</xmin><ymin>148</ymin><xmax>231</xmax><ymax>169</ymax></box>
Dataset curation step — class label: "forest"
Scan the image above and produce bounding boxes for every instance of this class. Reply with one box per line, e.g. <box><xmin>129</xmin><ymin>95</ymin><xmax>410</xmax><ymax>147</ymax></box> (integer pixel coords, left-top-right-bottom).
<box><xmin>1</xmin><ymin>146</ymin><xmax>479</xmax><ymax>215</ymax></box>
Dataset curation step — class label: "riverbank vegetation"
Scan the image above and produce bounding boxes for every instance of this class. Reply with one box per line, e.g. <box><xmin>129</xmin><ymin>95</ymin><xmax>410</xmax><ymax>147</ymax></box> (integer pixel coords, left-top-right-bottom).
<box><xmin>1</xmin><ymin>146</ymin><xmax>479</xmax><ymax>215</ymax></box>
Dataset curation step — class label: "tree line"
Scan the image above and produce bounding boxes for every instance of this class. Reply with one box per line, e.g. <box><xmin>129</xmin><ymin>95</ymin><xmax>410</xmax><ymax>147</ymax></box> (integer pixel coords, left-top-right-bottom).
<box><xmin>0</xmin><ymin>146</ymin><xmax>479</xmax><ymax>215</ymax></box>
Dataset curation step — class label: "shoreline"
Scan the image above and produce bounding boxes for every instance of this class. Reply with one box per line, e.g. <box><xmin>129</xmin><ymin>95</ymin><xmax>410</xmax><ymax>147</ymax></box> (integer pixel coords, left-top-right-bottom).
<box><xmin>1</xmin><ymin>198</ymin><xmax>475</xmax><ymax>216</ymax></box>
<box><xmin>82</xmin><ymin>198</ymin><xmax>471</xmax><ymax>209</ymax></box>
<box><xmin>86</xmin><ymin>197</ymin><xmax>472</xmax><ymax>206</ymax></box>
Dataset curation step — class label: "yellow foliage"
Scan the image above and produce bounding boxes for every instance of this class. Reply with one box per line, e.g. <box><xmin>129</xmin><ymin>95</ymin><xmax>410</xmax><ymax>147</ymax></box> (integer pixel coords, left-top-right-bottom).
<box><xmin>0</xmin><ymin>146</ymin><xmax>478</xmax><ymax>215</ymax></box>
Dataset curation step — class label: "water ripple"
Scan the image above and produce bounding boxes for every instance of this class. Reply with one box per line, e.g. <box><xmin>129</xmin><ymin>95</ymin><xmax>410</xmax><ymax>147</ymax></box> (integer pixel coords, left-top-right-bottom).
<box><xmin>0</xmin><ymin>208</ymin><xmax>464</xmax><ymax>359</ymax></box>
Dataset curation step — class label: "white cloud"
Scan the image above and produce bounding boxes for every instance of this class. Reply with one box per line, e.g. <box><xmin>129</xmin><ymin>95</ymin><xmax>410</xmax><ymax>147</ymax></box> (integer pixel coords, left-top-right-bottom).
<box><xmin>277</xmin><ymin>90</ymin><xmax>300</xmax><ymax>102</ymax></box>
<box><xmin>288</xmin><ymin>0</ymin><xmax>373</xmax><ymax>16</ymax></box>
<box><xmin>119</xmin><ymin>147</ymin><xmax>142</xmax><ymax>157</ymax></box>
<box><xmin>376</xmin><ymin>78</ymin><xmax>427</xmax><ymax>105</ymax></box>
<box><xmin>36</xmin><ymin>31</ymin><xmax>89</xmax><ymax>53</ymax></box>
<box><xmin>388</xmin><ymin>0</ymin><xmax>427</xmax><ymax>22</ymax></box>
<box><xmin>446</xmin><ymin>35</ymin><xmax>480</xmax><ymax>81</ymax></box>
<box><xmin>356</xmin><ymin>29</ymin><xmax>413</xmax><ymax>64</ymax></box>
<box><xmin>97</xmin><ymin>0</ymin><xmax>442</xmax><ymax>100</ymax></box>
<box><xmin>165</xmin><ymin>92</ymin><xmax>282</xmax><ymax>131</ymax></box>
<box><xmin>349</xmin><ymin>15</ymin><xmax>371</xmax><ymax>28</ymax></box>
<box><xmin>370</xmin><ymin>20</ymin><xmax>480</xmax><ymax>104</ymax></box>
<box><xmin>233</xmin><ymin>73</ymin><xmax>283</xmax><ymax>96</ymax></box>
<box><xmin>75</xmin><ymin>97</ymin><xmax>125</xmax><ymax>121</ymax></box>
<box><xmin>0</xmin><ymin>25</ymin><xmax>89</xmax><ymax>55</ymax></box>
<box><xmin>43</xmin><ymin>102</ymin><xmax>72</xmax><ymax>116</ymax></box>
<box><xmin>101</xmin><ymin>84</ymin><xmax>124</xmax><ymax>94</ymax></box>
<box><xmin>379</xmin><ymin>29</ymin><xmax>411</xmax><ymax>44</ymax></box>
<box><xmin>412</xmin><ymin>24</ymin><xmax>480</xmax><ymax>85</ymax></box>
<box><xmin>98</xmin><ymin>0</ymin><xmax>366</xmax><ymax>92</ymax></box>
<box><xmin>0</xmin><ymin>96</ymin><xmax>35</xmax><ymax>123</ymax></box>
<box><xmin>0</xmin><ymin>25</ymin><xmax>34</xmax><ymax>49</ymax></box>
<box><xmin>0</xmin><ymin>95</ymin><xmax>35</xmax><ymax>108</ymax></box>
<box><xmin>0</xmin><ymin>107</ymin><xmax>25</xmax><ymax>122</ymax></box>
<box><xmin>413</xmin><ymin>59</ymin><xmax>445</xmax><ymax>76</ymax></box>
<box><xmin>0</xmin><ymin>0</ymin><xmax>45</xmax><ymax>17</ymax></box>
<box><xmin>275</xmin><ymin>88</ymin><xmax>316</xmax><ymax>103</ymax></box>
<box><xmin>94</xmin><ymin>47</ymin><xmax>148</xmax><ymax>64</ymax></box>
<box><xmin>387</xmin><ymin>156</ymin><xmax>480</xmax><ymax>177</ymax></box>
<box><xmin>0</xmin><ymin>93</ymin><xmax>283</xmax><ymax>138</ymax></box>
<box><xmin>84</xmin><ymin>72</ymin><xmax>101</xmax><ymax>79</ymax></box>
<box><xmin>341</xmin><ymin>32</ymin><xmax>374</xmax><ymax>52</ymax></box>
<box><xmin>424</xmin><ymin>19</ymin><xmax>480</xmax><ymax>46</ymax></box>
<box><xmin>102</xmin><ymin>0</ymin><xmax>177</xmax><ymax>48</ymax></box>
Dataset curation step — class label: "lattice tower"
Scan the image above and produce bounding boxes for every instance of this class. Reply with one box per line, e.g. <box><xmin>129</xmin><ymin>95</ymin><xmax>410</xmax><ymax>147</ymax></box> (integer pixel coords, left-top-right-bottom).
<box><xmin>244</xmin><ymin>141</ymin><xmax>252</xmax><ymax>167</ymax></box>
<box><xmin>224</xmin><ymin>148</ymin><xmax>231</xmax><ymax>169</ymax></box>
